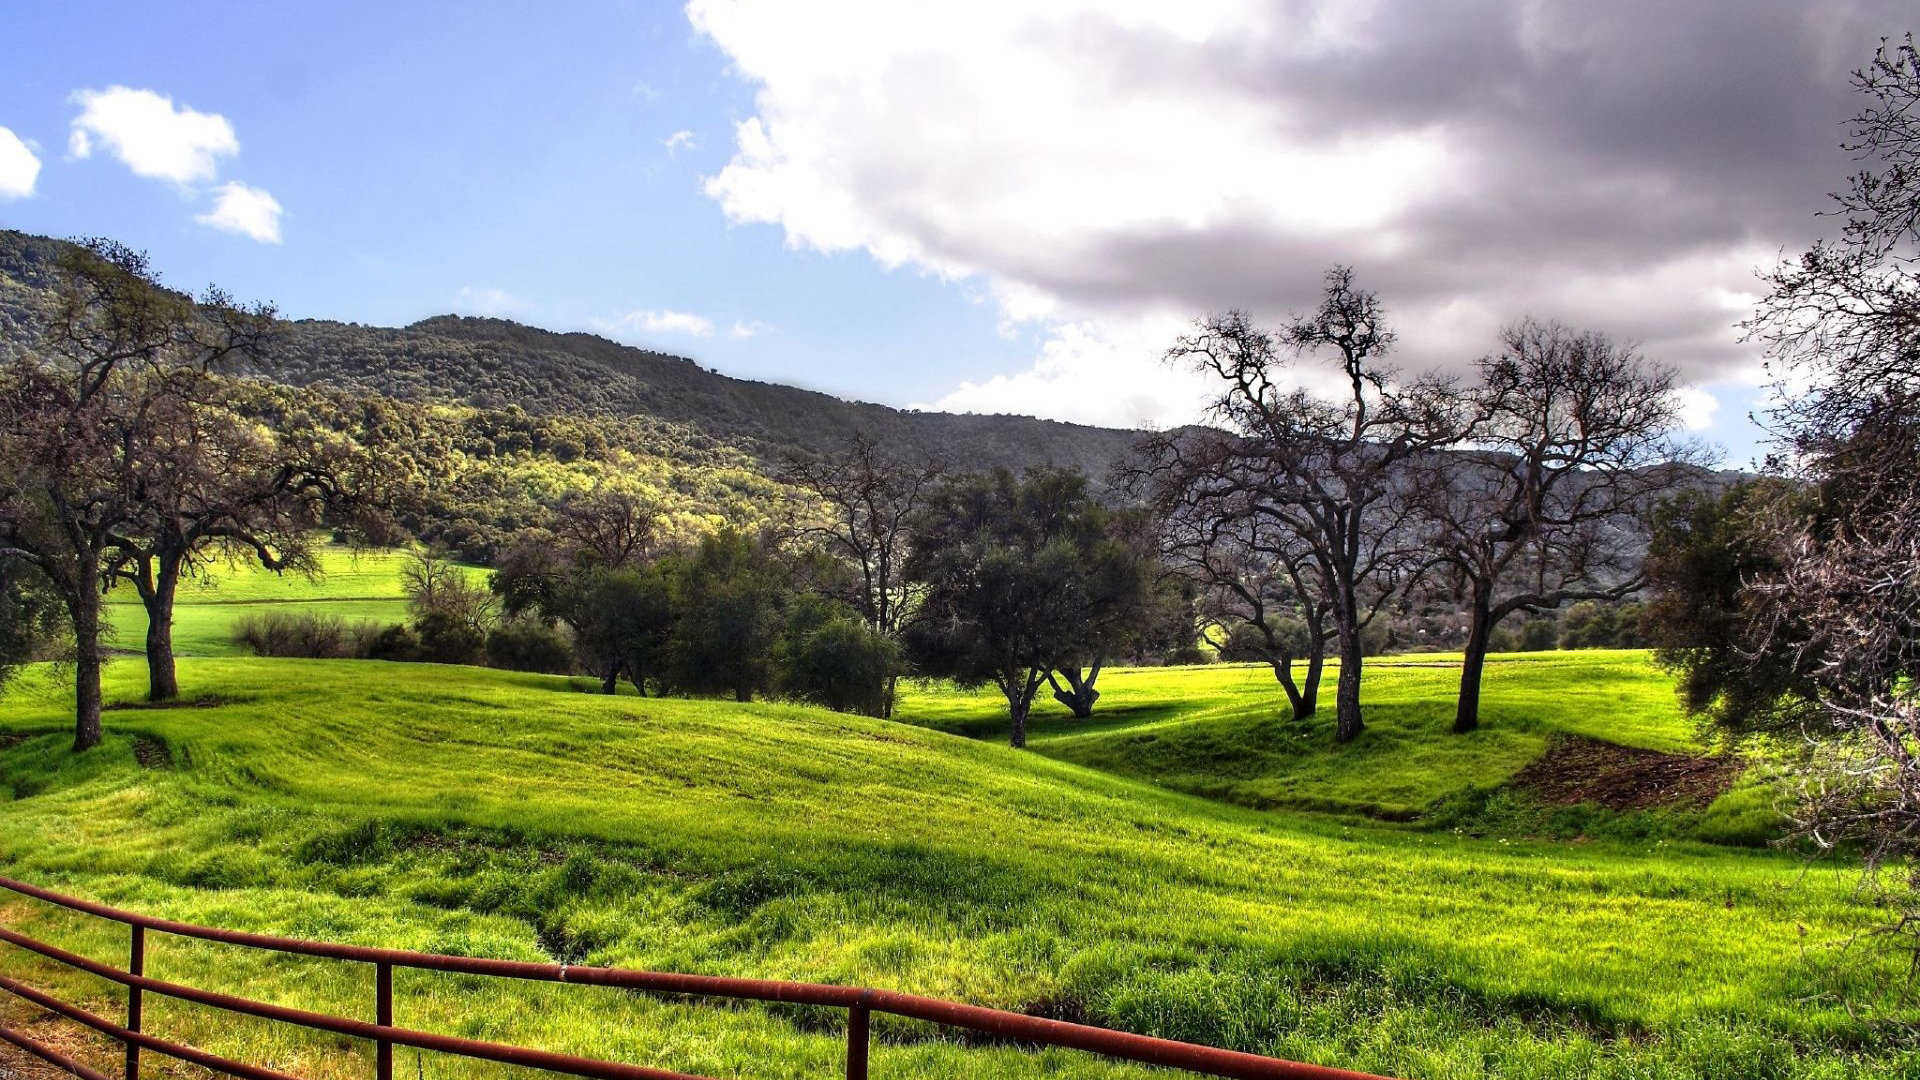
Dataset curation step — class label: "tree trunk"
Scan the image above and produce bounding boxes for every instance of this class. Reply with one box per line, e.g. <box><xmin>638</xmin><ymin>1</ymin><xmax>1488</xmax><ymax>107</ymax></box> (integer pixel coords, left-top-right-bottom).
<box><xmin>1299</xmin><ymin>639</ymin><xmax>1325</xmax><ymax>718</ymax></box>
<box><xmin>1048</xmin><ymin>662</ymin><xmax>1102</xmax><ymax>719</ymax></box>
<box><xmin>1002</xmin><ymin>667</ymin><xmax>1040</xmax><ymax>748</ymax></box>
<box><xmin>143</xmin><ymin>559</ymin><xmax>181</xmax><ymax>702</ymax></box>
<box><xmin>1270</xmin><ymin>654</ymin><xmax>1305</xmax><ymax>719</ymax></box>
<box><xmin>69</xmin><ymin>587</ymin><xmax>104</xmax><ymax>752</ymax></box>
<box><xmin>1453</xmin><ymin>592</ymin><xmax>1494</xmax><ymax>734</ymax></box>
<box><xmin>600</xmin><ymin>665</ymin><xmax>620</xmax><ymax>694</ymax></box>
<box><xmin>1333</xmin><ymin>622</ymin><xmax>1364</xmax><ymax>743</ymax></box>
<box><xmin>879</xmin><ymin>674</ymin><xmax>899</xmax><ymax>719</ymax></box>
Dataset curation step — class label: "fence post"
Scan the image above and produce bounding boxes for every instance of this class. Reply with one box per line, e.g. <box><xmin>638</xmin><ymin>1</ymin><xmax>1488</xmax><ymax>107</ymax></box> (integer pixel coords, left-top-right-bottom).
<box><xmin>846</xmin><ymin>1001</ymin><xmax>870</xmax><ymax>1080</ymax></box>
<box><xmin>375</xmin><ymin>961</ymin><xmax>393</xmax><ymax>1080</ymax></box>
<box><xmin>123</xmin><ymin>924</ymin><xmax>144</xmax><ymax>1080</ymax></box>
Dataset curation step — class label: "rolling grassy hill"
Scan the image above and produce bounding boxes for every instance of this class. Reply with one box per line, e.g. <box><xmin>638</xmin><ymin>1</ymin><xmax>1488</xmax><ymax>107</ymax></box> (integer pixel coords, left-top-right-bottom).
<box><xmin>94</xmin><ymin>545</ymin><xmax>1777</xmax><ymax>837</ymax></box>
<box><xmin>0</xmin><ymin>658</ymin><xmax>1912</xmax><ymax>1080</ymax></box>
<box><xmin>0</xmin><ymin>547</ymin><xmax>1912</xmax><ymax>1078</ymax></box>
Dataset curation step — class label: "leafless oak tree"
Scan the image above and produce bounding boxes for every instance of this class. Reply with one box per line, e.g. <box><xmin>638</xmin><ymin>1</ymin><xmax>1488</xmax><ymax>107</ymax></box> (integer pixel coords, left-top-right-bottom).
<box><xmin>1158</xmin><ymin>271</ymin><xmax>1471</xmax><ymax>742</ymax></box>
<box><xmin>1421</xmin><ymin>319</ymin><xmax>1691</xmax><ymax>733</ymax></box>
<box><xmin>779</xmin><ymin>434</ymin><xmax>939</xmax><ymax>715</ymax></box>
<box><xmin>1148</xmin><ymin>434</ymin><xmax>1332</xmax><ymax>719</ymax></box>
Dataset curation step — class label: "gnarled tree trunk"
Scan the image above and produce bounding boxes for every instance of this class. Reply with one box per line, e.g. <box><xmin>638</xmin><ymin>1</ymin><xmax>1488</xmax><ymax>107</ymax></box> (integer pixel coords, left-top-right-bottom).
<box><xmin>1047</xmin><ymin>661</ymin><xmax>1103</xmax><ymax>719</ymax></box>
<box><xmin>999</xmin><ymin>666</ymin><xmax>1043</xmax><ymax>748</ymax></box>
<box><xmin>140</xmin><ymin>558</ymin><xmax>182</xmax><ymax>702</ymax></box>
<box><xmin>1333</xmin><ymin>621</ymin><xmax>1364</xmax><ymax>743</ymax></box>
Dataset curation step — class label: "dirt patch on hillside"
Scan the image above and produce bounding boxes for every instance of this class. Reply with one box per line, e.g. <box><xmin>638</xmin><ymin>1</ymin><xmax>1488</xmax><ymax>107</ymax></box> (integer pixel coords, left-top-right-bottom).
<box><xmin>1514</xmin><ymin>736</ymin><xmax>1743</xmax><ymax>811</ymax></box>
<box><xmin>132</xmin><ymin>735</ymin><xmax>173</xmax><ymax>770</ymax></box>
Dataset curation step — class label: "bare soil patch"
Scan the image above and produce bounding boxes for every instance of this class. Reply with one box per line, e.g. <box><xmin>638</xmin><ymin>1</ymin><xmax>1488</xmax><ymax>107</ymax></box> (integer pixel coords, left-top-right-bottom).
<box><xmin>131</xmin><ymin>736</ymin><xmax>172</xmax><ymax>770</ymax></box>
<box><xmin>1514</xmin><ymin>736</ymin><xmax>1743</xmax><ymax>811</ymax></box>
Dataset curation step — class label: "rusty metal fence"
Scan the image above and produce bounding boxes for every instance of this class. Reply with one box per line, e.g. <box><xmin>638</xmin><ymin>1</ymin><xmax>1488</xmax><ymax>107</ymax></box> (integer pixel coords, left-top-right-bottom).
<box><xmin>0</xmin><ymin>875</ymin><xmax>1391</xmax><ymax>1080</ymax></box>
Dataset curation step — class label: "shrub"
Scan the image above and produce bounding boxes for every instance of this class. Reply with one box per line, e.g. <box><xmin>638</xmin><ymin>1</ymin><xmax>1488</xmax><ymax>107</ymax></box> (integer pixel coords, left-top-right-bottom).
<box><xmin>414</xmin><ymin>610</ymin><xmax>486</xmax><ymax>665</ymax></box>
<box><xmin>777</xmin><ymin>605</ymin><xmax>900</xmax><ymax>716</ymax></box>
<box><xmin>365</xmin><ymin>623</ymin><xmax>421</xmax><ymax>662</ymax></box>
<box><xmin>486</xmin><ymin>619</ymin><xmax>574</xmax><ymax>674</ymax></box>
<box><xmin>233</xmin><ymin>612</ymin><xmax>393</xmax><ymax>659</ymax></box>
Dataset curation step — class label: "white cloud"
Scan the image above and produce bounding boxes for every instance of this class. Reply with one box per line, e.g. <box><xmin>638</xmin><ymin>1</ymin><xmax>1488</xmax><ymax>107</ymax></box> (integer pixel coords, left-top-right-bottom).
<box><xmin>194</xmin><ymin>181</ymin><xmax>283</xmax><ymax>243</ymax></box>
<box><xmin>1672</xmin><ymin>385</ymin><xmax>1721</xmax><ymax>432</ymax></box>
<box><xmin>690</xmin><ymin>1</ymin><xmax>1880</xmax><ymax>429</ymax></box>
<box><xmin>914</xmin><ymin>318</ymin><xmax>1216</xmax><ymax>428</ymax></box>
<box><xmin>454</xmin><ymin>286</ymin><xmax>525</xmax><ymax>317</ymax></box>
<box><xmin>0</xmin><ymin>127</ymin><xmax>40</xmax><ymax>200</ymax></box>
<box><xmin>595</xmin><ymin>309</ymin><xmax>715</xmax><ymax>338</ymax></box>
<box><xmin>662</xmin><ymin>130</ymin><xmax>698</xmax><ymax>156</ymax></box>
<box><xmin>69</xmin><ymin>86</ymin><xmax>238</xmax><ymax>185</ymax></box>
<box><xmin>729</xmin><ymin>319</ymin><xmax>770</xmax><ymax>339</ymax></box>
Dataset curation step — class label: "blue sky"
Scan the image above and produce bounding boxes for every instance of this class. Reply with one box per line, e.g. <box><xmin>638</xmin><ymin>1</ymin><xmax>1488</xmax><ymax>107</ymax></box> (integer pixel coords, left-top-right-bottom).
<box><xmin>4</xmin><ymin>1</ymin><xmax>1889</xmax><ymax>467</ymax></box>
<box><xmin>0</xmin><ymin>1</ymin><xmax>1033</xmax><ymax>406</ymax></box>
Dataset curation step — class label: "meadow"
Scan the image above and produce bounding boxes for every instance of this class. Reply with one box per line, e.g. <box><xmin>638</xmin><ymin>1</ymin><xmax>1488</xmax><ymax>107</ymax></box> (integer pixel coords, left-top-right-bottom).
<box><xmin>0</xmin><ymin>550</ymin><xmax>1913</xmax><ymax>1079</ymax></box>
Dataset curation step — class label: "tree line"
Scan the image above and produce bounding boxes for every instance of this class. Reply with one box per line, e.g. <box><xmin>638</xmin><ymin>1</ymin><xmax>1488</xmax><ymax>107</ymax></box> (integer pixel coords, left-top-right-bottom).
<box><xmin>0</xmin><ymin>232</ymin><xmax>1692</xmax><ymax>756</ymax></box>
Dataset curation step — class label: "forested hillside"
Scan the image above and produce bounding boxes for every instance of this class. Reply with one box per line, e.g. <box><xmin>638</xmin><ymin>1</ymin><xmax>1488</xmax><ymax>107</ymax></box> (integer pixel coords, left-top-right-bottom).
<box><xmin>0</xmin><ymin>229</ymin><xmax>1143</xmax><ymax>475</ymax></box>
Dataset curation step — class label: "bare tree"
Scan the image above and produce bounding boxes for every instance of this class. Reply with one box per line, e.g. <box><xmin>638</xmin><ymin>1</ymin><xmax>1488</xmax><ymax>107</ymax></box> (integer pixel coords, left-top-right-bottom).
<box><xmin>779</xmin><ymin>434</ymin><xmax>939</xmax><ymax>715</ymax></box>
<box><xmin>106</xmin><ymin>387</ymin><xmax>341</xmax><ymax>701</ymax></box>
<box><xmin>1147</xmin><ymin>436</ymin><xmax>1332</xmax><ymax>719</ymax></box>
<box><xmin>1422</xmin><ymin>319</ymin><xmax>1690</xmax><ymax>733</ymax></box>
<box><xmin>1724</xmin><ymin>35</ymin><xmax>1920</xmax><ymax>939</ymax></box>
<box><xmin>1161</xmin><ymin>273</ymin><xmax>1470</xmax><ymax>742</ymax></box>
<box><xmin>0</xmin><ymin>239</ymin><xmax>272</xmax><ymax>749</ymax></box>
<box><xmin>550</xmin><ymin>487</ymin><xmax>657</xmax><ymax>570</ymax></box>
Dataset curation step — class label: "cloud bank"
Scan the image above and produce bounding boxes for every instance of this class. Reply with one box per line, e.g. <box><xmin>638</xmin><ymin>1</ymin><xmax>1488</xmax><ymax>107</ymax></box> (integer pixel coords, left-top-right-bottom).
<box><xmin>690</xmin><ymin>0</ymin><xmax>1906</xmax><ymax>429</ymax></box>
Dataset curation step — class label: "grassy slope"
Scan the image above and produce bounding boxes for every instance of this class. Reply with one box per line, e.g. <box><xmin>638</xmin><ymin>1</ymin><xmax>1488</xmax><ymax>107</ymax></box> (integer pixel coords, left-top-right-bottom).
<box><xmin>101</xmin><ymin>545</ymin><xmax>482</xmax><ymax>657</ymax></box>
<box><xmin>892</xmin><ymin>653</ymin><xmax>1785</xmax><ymax>839</ymax></box>
<box><xmin>0</xmin><ymin>658</ymin><xmax>1915</xmax><ymax>1079</ymax></box>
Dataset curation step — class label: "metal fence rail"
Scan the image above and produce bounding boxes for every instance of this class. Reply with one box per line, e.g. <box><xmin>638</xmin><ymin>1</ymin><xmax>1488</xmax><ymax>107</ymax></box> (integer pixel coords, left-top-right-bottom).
<box><xmin>0</xmin><ymin>874</ymin><xmax>1393</xmax><ymax>1080</ymax></box>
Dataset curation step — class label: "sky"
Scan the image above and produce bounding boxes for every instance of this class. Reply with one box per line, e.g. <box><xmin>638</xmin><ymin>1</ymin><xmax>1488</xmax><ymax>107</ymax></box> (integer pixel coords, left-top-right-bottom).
<box><xmin>1</xmin><ymin>1</ymin><xmax>1909</xmax><ymax>467</ymax></box>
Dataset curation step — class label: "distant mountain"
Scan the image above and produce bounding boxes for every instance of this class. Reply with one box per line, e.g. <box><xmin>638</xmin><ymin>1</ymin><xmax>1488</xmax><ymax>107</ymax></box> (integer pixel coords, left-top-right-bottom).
<box><xmin>0</xmin><ymin>229</ymin><xmax>1146</xmax><ymax>477</ymax></box>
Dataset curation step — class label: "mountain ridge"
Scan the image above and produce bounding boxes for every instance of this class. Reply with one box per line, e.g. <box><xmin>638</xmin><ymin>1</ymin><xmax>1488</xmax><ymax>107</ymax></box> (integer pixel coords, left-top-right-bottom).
<box><xmin>0</xmin><ymin>229</ymin><xmax>1146</xmax><ymax>475</ymax></box>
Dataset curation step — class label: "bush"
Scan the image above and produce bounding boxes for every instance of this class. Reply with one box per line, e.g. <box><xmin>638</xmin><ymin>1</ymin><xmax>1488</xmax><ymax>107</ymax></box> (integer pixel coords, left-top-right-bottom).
<box><xmin>233</xmin><ymin>612</ymin><xmax>392</xmax><ymax>659</ymax></box>
<box><xmin>777</xmin><ymin>607</ymin><xmax>900</xmax><ymax>716</ymax></box>
<box><xmin>414</xmin><ymin>610</ymin><xmax>486</xmax><ymax>665</ymax></box>
<box><xmin>486</xmin><ymin>619</ymin><xmax>574</xmax><ymax>674</ymax></box>
<box><xmin>365</xmin><ymin>623</ymin><xmax>421</xmax><ymax>662</ymax></box>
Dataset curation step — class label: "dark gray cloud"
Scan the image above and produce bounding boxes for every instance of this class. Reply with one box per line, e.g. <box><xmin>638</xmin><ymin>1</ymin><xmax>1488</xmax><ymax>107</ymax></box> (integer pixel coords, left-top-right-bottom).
<box><xmin>694</xmin><ymin>0</ymin><xmax>1913</xmax><ymax>424</ymax></box>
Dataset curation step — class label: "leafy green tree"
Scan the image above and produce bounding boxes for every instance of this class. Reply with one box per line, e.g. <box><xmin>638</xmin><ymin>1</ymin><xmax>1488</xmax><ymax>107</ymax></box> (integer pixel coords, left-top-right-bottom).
<box><xmin>0</xmin><ymin>560</ymin><xmax>62</xmax><ymax>690</ymax></box>
<box><xmin>577</xmin><ymin>565</ymin><xmax>675</xmax><ymax>694</ymax></box>
<box><xmin>1643</xmin><ymin>479</ymin><xmax>1817</xmax><ymax>733</ymax></box>
<box><xmin>664</xmin><ymin>529</ymin><xmax>788</xmax><ymax>702</ymax></box>
<box><xmin>776</xmin><ymin>596</ymin><xmax>902</xmax><ymax>715</ymax></box>
<box><xmin>904</xmin><ymin>468</ymin><xmax>1147</xmax><ymax>744</ymax></box>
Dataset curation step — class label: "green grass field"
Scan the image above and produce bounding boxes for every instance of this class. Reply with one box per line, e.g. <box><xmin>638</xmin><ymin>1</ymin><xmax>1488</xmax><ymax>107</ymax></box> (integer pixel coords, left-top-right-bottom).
<box><xmin>0</xmin><ymin>554</ymin><xmax>1915</xmax><ymax>1079</ymax></box>
<box><xmin>100</xmin><ymin>545</ymin><xmax>483</xmax><ymax>657</ymax></box>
